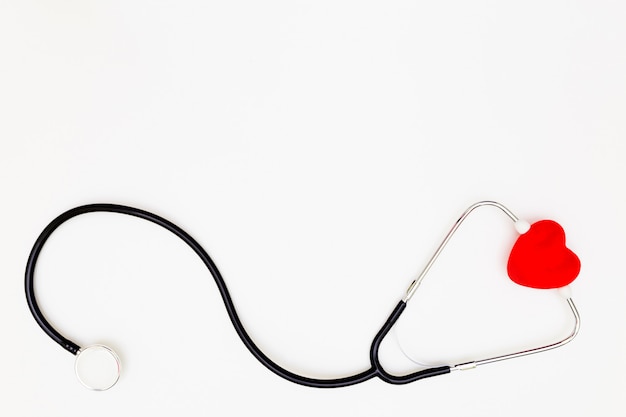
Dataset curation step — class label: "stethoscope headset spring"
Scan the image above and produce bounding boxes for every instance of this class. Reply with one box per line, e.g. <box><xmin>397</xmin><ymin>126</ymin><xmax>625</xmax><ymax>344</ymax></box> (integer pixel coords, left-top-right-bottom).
<box><xmin>25</xmin><ymin>201</ymin><xmax>580</xmax><ymax>391</ymax></box>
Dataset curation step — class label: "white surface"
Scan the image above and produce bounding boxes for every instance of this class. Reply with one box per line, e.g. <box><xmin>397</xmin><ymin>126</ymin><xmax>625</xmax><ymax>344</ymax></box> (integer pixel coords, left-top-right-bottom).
<box><xmin>1</xmin><ymin>1</ymin><xmax>625</xmax><ymax>416</ymax></box>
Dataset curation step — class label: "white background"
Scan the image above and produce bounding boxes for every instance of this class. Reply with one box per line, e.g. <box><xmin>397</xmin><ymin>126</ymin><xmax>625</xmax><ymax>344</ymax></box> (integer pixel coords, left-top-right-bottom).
<box><xmin>1</xmin><ymin>1</ymin><xmax>625</xmax><ymax>415</ymax></box>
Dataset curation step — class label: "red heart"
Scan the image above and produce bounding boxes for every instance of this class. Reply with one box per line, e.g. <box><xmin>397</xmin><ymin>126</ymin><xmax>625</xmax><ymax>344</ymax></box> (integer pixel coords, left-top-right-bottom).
<box><xmin>507</xmin><ymin>220</ymin><xmax>580</xmax><ymax>289</ymax></box>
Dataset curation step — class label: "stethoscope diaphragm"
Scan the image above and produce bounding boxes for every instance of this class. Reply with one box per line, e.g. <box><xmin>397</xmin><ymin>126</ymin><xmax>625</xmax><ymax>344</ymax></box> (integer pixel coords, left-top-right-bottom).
<box><xmin>74</xmin><ymin>345</ymin><xmax>121</xmax><ymax>391</ymax></box>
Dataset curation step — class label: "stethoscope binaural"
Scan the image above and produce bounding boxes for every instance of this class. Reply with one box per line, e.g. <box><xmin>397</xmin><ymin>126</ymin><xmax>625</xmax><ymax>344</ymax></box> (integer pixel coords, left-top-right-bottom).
<box><xmin>25</xmin><ymin>201</ymin><xmax>581</xmax><ymax>391</ymax></box>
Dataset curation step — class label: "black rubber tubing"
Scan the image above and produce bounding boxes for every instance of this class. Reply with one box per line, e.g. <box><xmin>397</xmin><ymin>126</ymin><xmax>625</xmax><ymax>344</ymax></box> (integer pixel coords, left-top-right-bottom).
<box><xmin>25</xmin><ymin>203</ymin><xmax>450</xmax><ymax>387</ymax></box>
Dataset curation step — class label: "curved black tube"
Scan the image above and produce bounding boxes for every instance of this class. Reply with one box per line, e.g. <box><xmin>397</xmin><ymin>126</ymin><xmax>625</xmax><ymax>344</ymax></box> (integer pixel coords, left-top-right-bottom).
<box><xmin>25</xmin><ymin>203</ymin><xmax>449</xmax><ymax>387</ymax></box>
<box><xmin>370</xmin><ymin>301</ymin><xmax>450</xmax><ymax>384</ymax></box>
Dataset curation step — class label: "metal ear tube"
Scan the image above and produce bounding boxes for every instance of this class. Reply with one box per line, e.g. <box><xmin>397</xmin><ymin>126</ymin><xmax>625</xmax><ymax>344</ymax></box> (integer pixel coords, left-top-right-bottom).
<box><xmin>401</xmin><ymin>201</ymin><xmax>580</xmax><ymax>371</ymax></box>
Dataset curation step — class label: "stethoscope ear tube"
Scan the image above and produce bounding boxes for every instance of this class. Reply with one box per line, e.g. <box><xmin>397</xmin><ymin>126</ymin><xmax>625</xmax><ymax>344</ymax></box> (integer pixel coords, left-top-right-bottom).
<box><xmin>399</xmin><ymin>201</ymin><xmax>581</xmax><ymax>372</ymax></box>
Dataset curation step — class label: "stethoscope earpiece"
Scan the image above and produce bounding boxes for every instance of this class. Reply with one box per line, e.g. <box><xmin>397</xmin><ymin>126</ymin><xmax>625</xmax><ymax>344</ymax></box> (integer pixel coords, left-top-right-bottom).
<box><xmin>74</xmin><ymin>345</ymin><xmax>121</xmax><ymax>391</ymax></box>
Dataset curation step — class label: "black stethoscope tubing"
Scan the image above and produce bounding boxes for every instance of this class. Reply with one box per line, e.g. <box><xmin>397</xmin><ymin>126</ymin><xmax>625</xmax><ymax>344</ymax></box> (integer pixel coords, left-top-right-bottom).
<box><xmin>25</xmin><ymin>203</ymin><xmax>449</xmax><ymax>387</ymax></box>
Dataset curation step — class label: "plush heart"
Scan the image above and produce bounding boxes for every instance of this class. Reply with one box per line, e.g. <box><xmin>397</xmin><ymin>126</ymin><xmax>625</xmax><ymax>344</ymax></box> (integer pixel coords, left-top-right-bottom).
<box><xmin>507</xmin><ymin>220</ymin><xmax>580</xmax><ymax>289</ymax></box>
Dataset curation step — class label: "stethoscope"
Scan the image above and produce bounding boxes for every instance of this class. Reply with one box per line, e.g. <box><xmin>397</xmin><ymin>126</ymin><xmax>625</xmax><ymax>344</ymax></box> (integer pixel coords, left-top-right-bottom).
<box><xmin>25</xmin><ymin>201</ymin><xmax>581</xmax><ymax>391</ymax></box>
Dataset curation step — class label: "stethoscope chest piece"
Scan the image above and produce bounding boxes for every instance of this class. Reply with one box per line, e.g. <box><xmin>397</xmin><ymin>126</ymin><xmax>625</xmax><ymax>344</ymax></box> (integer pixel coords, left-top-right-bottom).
<box><xmin>74</xmin><ymin>345</ymin><xmax>121</xmax><ymax>391</ymax></box>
